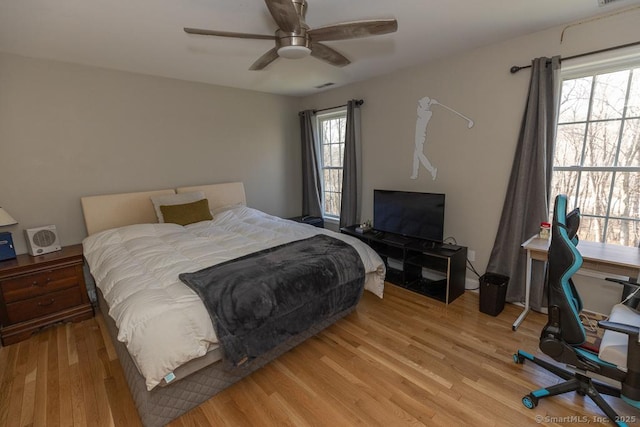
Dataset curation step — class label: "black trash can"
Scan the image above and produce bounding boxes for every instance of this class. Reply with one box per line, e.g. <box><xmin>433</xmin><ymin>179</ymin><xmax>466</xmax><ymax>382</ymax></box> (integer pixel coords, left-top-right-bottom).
<box><xmin>479</xmin><ymin>273</ymin><xmax>509</xmax><ymax>316</ymax></box>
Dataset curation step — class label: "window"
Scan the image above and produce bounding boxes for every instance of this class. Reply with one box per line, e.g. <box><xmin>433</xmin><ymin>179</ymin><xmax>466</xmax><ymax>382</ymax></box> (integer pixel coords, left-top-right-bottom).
<box><xmin>551</xmin><ymin>62</ymin><xmax>640</xmax><ymax>247</ymax></box>
<box><xmin>317</xmin><ymin>110</ymin><xmax>347</xmax><ymax>219</ymax></box>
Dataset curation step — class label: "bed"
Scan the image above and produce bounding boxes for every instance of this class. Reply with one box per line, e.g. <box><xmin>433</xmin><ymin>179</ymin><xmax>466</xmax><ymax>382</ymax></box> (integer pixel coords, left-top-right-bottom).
<box><xmin>80</xmin><ymin>182</ymin><xmax>385</xmax><ymax>426</ymax></box>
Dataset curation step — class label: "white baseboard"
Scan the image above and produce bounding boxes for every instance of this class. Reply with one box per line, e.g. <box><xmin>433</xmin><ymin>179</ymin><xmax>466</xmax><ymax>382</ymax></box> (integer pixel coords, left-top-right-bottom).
<box><xmin>466</xmin><ymin>276</ymin><xmax>479</xmax><ymax>292</ymax></box>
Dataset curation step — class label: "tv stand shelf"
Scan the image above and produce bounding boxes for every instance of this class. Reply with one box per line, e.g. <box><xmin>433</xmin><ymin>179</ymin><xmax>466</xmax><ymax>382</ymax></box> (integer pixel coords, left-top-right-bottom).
<box><xmin>341</xmin><ymin>226</ymin><xmax>467</xmax><ymax>304</ymax></box>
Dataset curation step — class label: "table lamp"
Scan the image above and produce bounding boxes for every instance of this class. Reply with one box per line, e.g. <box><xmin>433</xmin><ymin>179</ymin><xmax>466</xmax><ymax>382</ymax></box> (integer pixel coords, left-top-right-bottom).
<box><xmin>0</xmin><ymin>207</ymin><xmax>18</xmax><ymax>261</ymax></box>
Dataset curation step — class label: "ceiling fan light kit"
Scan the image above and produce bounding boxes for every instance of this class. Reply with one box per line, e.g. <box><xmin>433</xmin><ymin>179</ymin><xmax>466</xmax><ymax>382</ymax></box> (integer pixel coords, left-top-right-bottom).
<box><xmin>184</xmin><ymin>0</ymin><xmax>398</xmax><ymax>70</ymax></box>
<box><xmin>275</xmin><ymin>28</ymin><xmax>311</xmax><ymax>59</ymax></box>
<box><xmin>278</xmin><ymin>45</ymin><xmax>311</xmax><ymax>59</ymax></box>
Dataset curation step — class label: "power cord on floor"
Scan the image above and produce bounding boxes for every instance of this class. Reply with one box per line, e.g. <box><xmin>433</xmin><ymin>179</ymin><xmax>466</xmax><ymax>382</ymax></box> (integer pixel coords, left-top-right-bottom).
<box><xmin>467</xmin><ymin>258</ymin><xmax>481</xmax><ymax>279</ymax></box>
<box><xmin>579</xmin><ymin>313</ymin><xmax>599</xmax><ymax>333</ymax></box>
<box><xmin>466</xmin><ymin>259</ymin><xmax>481</xmax><ymax>290</ymax></box>
<box><xmin>445</xmin><ymin>236</ymin><xmax>481</xmax><ymax>290</ymax></box>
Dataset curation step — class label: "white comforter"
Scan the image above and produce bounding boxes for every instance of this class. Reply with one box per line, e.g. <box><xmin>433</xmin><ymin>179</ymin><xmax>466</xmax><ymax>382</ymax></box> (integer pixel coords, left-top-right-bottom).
<box><xmin>83</xmin><ymin>206</ymin><xmax>385</xmax><ymax>390</ymax></box>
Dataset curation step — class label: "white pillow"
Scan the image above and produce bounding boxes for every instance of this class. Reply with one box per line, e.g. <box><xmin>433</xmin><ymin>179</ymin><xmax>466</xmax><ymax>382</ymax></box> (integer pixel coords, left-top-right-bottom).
<box><xmin>151</xmin><ymin>191</ymin><xmax>206</xmax><ymax>223</ymax></box>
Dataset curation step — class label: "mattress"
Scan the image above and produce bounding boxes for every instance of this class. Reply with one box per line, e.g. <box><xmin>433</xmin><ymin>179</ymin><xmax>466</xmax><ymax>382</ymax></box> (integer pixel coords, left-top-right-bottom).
<box><xmin>83</xmin><ymin>205</ymin><xmax>385</xmax><ymax>391</ymax></box>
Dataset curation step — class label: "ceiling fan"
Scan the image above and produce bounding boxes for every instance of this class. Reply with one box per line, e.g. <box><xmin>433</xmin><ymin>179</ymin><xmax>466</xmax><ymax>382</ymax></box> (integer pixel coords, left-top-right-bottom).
<box><xmin>184</xmin><ymin>0</ymin><xmax>398</xmax><ymax>71</ymax></box>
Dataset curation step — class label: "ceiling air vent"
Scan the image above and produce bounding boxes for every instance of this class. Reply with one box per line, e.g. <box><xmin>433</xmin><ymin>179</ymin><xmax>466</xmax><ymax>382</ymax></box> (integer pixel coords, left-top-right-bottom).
<box><xmin>314</xmin><ymin>82</ymin><xmax>335</xmax><ymax>89</ymax></box>
<box><xmin>598</xmin><ymin>0</ymin><xmax>620</xmax><ymax>5</ymax></box>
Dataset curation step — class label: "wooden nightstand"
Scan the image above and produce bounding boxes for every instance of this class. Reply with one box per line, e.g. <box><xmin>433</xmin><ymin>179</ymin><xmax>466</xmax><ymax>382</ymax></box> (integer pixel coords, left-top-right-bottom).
<box><xmin>0</xmin><ymin>244</ymin><xmax>93</xmax><ymax>345</ymax></box>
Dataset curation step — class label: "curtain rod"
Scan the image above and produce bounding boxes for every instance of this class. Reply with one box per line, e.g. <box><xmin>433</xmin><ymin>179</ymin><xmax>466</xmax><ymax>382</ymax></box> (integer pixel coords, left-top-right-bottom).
<box><xmin>313</xmin><ymin>99</ymin><xmax>364</xmax><ymax>114</ymax></box>
<box><xmin>509</xmin><ymin>40</ymin><xmax>640</xmax><ymax>74</ymax></box>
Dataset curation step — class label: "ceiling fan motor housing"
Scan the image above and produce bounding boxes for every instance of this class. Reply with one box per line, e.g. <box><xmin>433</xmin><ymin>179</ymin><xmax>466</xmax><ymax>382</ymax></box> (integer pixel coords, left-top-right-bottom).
<box><xmin>276</xmin><ymin>0</ymin><xmax>311</xmax><ymax>59</ymax></box>
<box><xmin>276</xmin><ymin>28</ymin><xmax>311</xmax><ymax>58</ymax></box>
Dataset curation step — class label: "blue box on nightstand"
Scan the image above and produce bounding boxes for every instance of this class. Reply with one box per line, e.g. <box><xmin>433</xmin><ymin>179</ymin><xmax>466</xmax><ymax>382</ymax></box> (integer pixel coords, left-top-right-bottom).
<box><xmin>0</xmin><ymin>231</ymin><xmax>17</xmax><ymax>261</ymax></box>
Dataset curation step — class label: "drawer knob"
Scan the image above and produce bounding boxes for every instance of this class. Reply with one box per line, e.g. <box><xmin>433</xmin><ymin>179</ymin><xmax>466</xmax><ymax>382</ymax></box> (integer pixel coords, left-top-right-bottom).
<box><xmin>38</xmin><ymin>299</ymin><xmax>55</xmax><ymax>307</ymax></box>
<box><xmin>32</xmin><ymin>281</ymin><xmax>40</xmax><ymax>286</ymax></box>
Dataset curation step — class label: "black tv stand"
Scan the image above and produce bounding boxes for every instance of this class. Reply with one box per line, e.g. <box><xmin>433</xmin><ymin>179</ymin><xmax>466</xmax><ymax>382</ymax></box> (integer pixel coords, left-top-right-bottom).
<box><xmin>341</xmin><ymin>226</ymin><xmax>467</xmax><ymax>304</ymax></box>
<box><xmin>380</xmin><ymin>234</ymin><xmax>413</xmax><ymax>246</ymax></box>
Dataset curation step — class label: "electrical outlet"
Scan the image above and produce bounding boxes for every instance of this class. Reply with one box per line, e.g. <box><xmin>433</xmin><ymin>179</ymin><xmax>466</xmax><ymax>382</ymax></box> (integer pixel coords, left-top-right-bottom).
<box><xmin>468</xmin><ymin>250</ymin><xmax>476</xmax><ymax>262</ymax></box>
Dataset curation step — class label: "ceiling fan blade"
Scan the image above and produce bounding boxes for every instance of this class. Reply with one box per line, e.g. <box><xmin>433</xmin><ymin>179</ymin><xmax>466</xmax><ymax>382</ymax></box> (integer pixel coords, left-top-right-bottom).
<box><xmin>250</xmin><ymin>48</ymin><xmax>280</xmax><ymax>71</ymax></box>
<box><xmin>184</xmin><ymin>28</ymin><xmax>276</xmax><ymax>40</ymax></box>
<box><xmin>264</xmin><ymin>0</ymin><xmax>300</xmax><ymax>32</ymax></box>
<box><xmin>310</xmin><ymin>43</ymin><xmax>350</xmax><ymax>67</ymax></box>
<box><xmin>309</xmin><ymin>19</ymin><xmax>398</xmax><ymax>42</ymax></box>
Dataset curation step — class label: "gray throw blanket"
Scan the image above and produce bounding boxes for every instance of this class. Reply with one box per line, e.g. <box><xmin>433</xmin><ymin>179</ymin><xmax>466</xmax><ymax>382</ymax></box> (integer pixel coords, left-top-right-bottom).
<box><xmin>179</xmin><ymin>234</ymin><xmax>365</xmax><ymax>366</ymax></box>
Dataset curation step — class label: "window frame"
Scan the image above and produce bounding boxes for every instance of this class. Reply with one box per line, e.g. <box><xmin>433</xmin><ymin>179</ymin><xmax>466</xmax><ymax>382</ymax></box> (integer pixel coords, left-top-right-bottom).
<box><xmin>552</xmin><ymin>54</ymin><xmax>640</xmax><ymax>247</ymax></box>
<box><xmin>316</xmin><ymin>108</ymin><xmax>347</xmax><ymax>221</ymax></box>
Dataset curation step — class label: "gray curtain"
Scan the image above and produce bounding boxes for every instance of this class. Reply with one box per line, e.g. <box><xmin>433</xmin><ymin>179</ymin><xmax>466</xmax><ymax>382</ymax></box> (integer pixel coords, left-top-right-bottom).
<box><xmin>300</xmin><ymin>110</ymin><xmax>322</xmax><ymax>217</ymax></box>
<box><xmin>339</xmin><ymin>100</ymin><xmax>362</xmax><ymax>228</ymax></box>
<box><xmin>486</xmin><ymin>56</ymin><xmax>561</xmax><ymax>311</ymax></box>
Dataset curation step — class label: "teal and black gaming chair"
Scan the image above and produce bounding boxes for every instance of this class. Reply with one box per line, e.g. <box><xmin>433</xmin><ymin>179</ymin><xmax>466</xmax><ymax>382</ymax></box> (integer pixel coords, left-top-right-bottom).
<box><xmin>514</xmin><ymin>194</ymin><xmax>640</xmax><ymax>426</ymax></box>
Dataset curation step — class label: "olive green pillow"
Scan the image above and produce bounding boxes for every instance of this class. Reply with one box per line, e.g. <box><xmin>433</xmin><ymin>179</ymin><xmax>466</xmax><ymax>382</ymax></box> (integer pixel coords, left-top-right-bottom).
<box><xmin>160</xmin><ymin>198</ymin><xmax>213</xmax><ymax>226</ymax></box>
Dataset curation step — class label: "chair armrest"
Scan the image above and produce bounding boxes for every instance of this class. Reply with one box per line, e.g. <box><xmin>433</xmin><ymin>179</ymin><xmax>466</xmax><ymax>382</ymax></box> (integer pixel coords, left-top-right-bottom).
<box><xmin>598</xmin><ymin>320</ymin><xmax>640</xmax><ymax>337</ymax></box>
<box><xmin>605</xmin><ymin>277</ymin><xmax>639</xmax><ymax>286</ymax></box>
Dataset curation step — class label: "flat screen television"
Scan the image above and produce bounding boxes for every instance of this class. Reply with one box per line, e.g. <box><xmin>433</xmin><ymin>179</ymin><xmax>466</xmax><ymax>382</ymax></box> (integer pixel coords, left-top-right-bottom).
<box><xmin>373</xmin><ymin>190</ymin><xmax>445</xmax><ymax>242</ymax></box>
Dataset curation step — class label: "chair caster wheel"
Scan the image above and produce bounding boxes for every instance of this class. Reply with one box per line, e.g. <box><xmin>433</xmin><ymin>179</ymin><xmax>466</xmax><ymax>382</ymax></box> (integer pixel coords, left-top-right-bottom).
<box><xmin>513</xmin><ymin>353</ymin><xmax>525</xmax><ymax>364</ymax></box>
<box><xmin>522</xmin><ymin>394</ymin><xmax>538</xmax><ymax>409</ymax></box>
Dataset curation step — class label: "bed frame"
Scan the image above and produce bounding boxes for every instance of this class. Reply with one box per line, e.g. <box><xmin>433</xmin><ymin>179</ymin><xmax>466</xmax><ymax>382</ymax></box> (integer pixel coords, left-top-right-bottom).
<box><xmin>81</xmin><ymin>182</ymin><xmax>356</xmax><ymax>426</ymax></box>
<box><xmin>98</xmin><ymin>289</ymin><xmax>354</xmax><ymax>426</ymax></box>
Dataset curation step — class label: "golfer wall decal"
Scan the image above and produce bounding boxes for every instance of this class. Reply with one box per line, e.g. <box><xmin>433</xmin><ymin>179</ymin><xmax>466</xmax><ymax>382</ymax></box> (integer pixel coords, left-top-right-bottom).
<box><xmin>411</xmin><ymin>97</ymin><xmax>474</xmax><ymax>180</ymax></box>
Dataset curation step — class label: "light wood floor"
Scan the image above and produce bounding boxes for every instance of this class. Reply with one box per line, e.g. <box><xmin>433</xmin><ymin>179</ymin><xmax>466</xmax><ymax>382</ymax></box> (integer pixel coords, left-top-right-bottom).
<box><xmin>2</xmin><ymin>283</ymin><xmax>640</xmax><ymax>426</ymax></box>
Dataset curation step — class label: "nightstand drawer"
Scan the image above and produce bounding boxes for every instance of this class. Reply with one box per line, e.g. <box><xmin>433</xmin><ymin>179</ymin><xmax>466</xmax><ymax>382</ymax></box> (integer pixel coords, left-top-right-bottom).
<box><xmin>5</xmin><ymin>287</ymin><xmax>82</xmax><ymax>324</ymax></box>
<box><xmin>1</xmin><ymin>266</ymin><xmax>78</xmax><ymax>303</ymax></box>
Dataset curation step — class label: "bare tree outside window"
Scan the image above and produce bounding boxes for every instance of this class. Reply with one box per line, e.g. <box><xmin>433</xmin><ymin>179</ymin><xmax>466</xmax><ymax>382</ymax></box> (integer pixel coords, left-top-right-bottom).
<box><xmin>551</xmin><ymin>66</ymin><xmax>640</xmax><ymax>247</ymax></box>
<box><xmin>317</xmin><ymin>111</ymin><xmax>347</xmax><ymax>219</ymax></box>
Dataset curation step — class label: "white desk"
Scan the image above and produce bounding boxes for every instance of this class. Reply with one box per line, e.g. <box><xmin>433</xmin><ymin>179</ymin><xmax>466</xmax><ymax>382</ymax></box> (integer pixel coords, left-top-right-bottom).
<box><xmin>513</xmin><ymin>236</ymin><xmax>640</xmax><ymax>331</ymax></box>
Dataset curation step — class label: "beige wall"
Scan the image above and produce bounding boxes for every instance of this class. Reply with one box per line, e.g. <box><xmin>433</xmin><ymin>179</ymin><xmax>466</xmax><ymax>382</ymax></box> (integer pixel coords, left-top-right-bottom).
<box><xmin>2</xmin><ymin>8</ymin><xmax>639</xmax><ymax>300</ymax></box>
<box><xmin>0</xmin><ymin>53</ymin><xmax>301</xmax><ymax>254</ymax></box>
<box><xmin>299</xmin><ymin>9</ymin><xmax>640</xmax><ymax>285</ymax></box>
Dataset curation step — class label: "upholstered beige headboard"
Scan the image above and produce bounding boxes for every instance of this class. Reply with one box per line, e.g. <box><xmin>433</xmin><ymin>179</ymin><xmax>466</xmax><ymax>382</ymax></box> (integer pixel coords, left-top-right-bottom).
<box><xmin>81</xmin><ymin>189</ymin><xmax>175</xmax><ymax>236</ymax></box>
<box><xmin>81</xmin><ymin>182</ymin><xmax>247</xmax><ymax>236</ymax></box>
<box><xmin>177</xmin><ymin>182</ymin><xmax>246</xmax><ymax>211</ymax></box>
